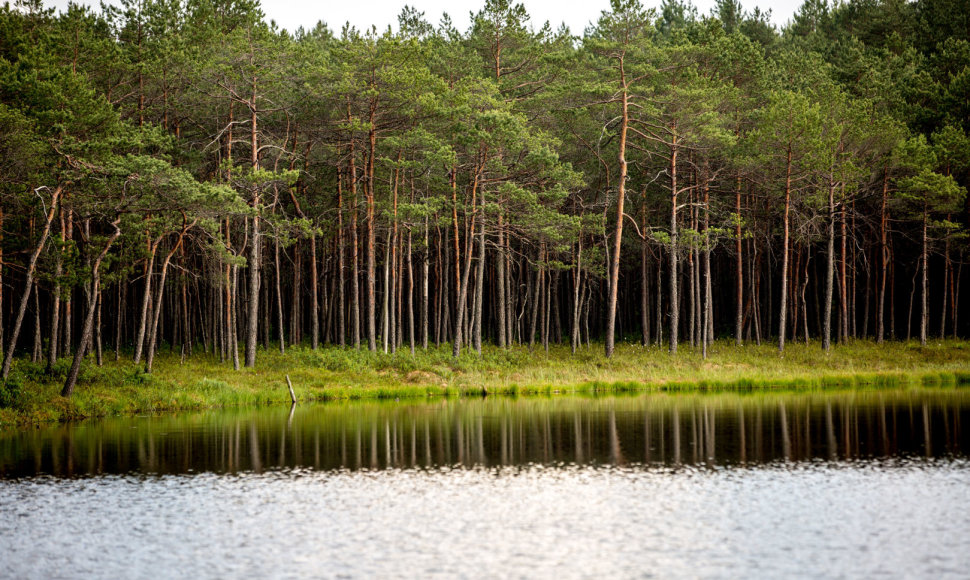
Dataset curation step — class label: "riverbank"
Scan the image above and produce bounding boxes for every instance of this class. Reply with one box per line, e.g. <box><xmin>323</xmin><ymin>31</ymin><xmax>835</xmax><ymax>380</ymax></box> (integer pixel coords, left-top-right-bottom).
<box><xmin>1</xmin><ymin>339</ymin><xmax>968</xmax><ymax>428</ymax></box>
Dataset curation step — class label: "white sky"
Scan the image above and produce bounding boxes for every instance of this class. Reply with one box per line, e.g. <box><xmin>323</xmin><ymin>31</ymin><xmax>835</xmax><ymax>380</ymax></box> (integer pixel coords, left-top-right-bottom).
<box><xmin>45</xmin><ymin>0</ymin><xmax>802</xmax><ymax>36</ymax></box>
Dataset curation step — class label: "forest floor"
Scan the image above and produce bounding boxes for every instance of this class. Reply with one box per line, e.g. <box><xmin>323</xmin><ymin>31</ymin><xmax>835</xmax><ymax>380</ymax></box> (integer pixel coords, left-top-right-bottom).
<box><xmin>1</xmin><ymin>339</ymin><xmax>969</xmax><ymax>428</ymax></box>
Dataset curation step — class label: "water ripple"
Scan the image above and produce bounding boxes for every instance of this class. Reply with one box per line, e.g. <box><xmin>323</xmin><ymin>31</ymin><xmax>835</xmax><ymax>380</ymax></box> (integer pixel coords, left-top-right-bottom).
<box><xmin>2</xmin><ymin>460</ymin><xmax>970</xmax><ymax>578</ymax></box>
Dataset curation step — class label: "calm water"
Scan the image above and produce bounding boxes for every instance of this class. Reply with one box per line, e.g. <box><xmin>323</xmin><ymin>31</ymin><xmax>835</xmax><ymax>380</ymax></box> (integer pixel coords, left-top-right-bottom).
<box><xmin>2</xmin><ymin>389</ymin><xmax>969</xmax><ymax>578</ymax></box>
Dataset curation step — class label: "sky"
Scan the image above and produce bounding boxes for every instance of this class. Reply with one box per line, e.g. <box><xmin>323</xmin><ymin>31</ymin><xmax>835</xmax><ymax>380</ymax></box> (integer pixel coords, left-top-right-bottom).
<box><xmin>44</xmin><ymin>0</ymin><xmax>803</xmax><ymax>36</ymax></box>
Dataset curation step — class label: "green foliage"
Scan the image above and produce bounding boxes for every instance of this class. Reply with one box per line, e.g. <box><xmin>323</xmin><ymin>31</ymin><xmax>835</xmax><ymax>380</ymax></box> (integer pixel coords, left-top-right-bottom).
<box><xmin>0</xmin><ymin>375</ymin><xmax>23</xmax><ymax>408</ymax></box>
<box><xmin>897</xmin><ymin>170</ymin><xmax>966</xmax><ymax>219</ymax></box>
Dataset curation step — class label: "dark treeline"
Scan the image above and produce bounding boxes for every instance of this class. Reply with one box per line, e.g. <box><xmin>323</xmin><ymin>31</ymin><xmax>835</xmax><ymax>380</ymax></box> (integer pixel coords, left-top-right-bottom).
<box><xmin>0</xmin><ymin>0</ymin><xmax>967</xmax><ymax>396</ymax></box>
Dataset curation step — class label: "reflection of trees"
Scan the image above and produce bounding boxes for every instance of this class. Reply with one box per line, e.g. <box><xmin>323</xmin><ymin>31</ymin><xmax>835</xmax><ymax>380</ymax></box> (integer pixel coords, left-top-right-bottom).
<box><xmin>739</xmin><ymin>406</ymin><xmax>746</xmax><ymax>464</ymax></box>
<box><xmin>780</xmin><ymin>402</ymin><xmax>790</xmax><ymax>461</ymax></box>
<box><xmin>673</xmin><ymin>406</ymin><xmax>681</xmax><ymax>465</ymax></box>
<box><xmin>1</xmin><ymin>389</ymin><xmax>968</xmax><ymax>477</ymax></box>
<box><xmin>608</xmin><ymin>407</ymin><xmax>624</xmax><ymax>466</ymax></box>
<box><xmin>923</xmin><ymin>403</ymin><xmax>931</xmax><ymax>457</ymax></box>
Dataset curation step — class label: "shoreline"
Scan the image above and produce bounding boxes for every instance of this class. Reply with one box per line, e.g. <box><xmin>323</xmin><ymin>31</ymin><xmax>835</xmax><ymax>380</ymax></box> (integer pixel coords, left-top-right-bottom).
<box><xmin>1</xmin><ymin>339</ymin><xmax>968</xmax><ymax>429</ymax></box>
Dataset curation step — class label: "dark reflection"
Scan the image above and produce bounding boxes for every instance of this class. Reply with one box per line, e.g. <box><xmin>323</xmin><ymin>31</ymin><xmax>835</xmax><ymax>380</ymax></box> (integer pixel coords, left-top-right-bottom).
<box><xmin>1</xmin><ymin>388</ymin><xmax>968</xmax><ymax>478</ymax></box>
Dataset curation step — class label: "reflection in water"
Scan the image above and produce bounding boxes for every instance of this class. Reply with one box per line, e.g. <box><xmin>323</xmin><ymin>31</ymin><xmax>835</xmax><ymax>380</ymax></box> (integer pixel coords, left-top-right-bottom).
<box><xmin>0</xmin><ymin>388</ymin><xmax>967</xmax><ymax>478</ymax></box>
<box><xmin>2</xmin><ymin>389</ymin><xmax>970</xmax><ymax>578</ymax></box>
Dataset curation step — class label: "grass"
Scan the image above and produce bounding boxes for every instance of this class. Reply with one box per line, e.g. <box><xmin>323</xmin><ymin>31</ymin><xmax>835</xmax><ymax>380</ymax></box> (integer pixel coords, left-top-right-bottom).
<box><xmin>1</xmin><ymin>337</ymin><xmax>968</xmax><ymax>429</ymax></box>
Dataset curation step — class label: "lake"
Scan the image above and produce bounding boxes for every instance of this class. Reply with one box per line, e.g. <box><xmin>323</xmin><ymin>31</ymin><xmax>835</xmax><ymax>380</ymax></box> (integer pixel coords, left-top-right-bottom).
<box><xmin>2</xmin><ymin>388</ymin><xmax>969</xmax><ymax>578</ymax></box>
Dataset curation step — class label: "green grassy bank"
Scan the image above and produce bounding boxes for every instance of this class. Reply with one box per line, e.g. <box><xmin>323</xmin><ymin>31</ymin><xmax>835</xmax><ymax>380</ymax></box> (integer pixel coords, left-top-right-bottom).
<box><xmin>1</xmin><ymin>339</ymin><xmax>969</xmax><ymax>428</ymax></box>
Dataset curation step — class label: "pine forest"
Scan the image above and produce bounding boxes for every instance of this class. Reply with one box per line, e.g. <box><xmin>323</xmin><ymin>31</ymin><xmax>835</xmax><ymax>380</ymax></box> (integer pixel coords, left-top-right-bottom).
<box><xmin>0</xmin><ymin>0</ymin><xmax>968</xmax><ymax>398</ymax></box>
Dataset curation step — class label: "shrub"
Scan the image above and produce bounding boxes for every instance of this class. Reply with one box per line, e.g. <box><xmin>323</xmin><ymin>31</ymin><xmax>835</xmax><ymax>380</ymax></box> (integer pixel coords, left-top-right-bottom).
<box><xmin>0</xmin><ymin>374</ymin><xmax>24</xmax><ymax>408</ymax></box>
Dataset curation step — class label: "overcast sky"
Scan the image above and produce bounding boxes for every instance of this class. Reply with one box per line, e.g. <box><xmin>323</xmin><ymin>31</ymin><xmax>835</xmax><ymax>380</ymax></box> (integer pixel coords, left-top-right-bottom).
<box><xmin>45</xmin><ymin>0</ymin><xmax>802</xmax><ymax>36</ymax></box>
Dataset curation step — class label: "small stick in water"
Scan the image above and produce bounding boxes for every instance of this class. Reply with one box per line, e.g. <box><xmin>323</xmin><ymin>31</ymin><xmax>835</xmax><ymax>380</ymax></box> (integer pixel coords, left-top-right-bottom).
<box><xmin>285</xmin><ymin>374</ymin><xmax>297</xmax><ymax>405</ymax></box>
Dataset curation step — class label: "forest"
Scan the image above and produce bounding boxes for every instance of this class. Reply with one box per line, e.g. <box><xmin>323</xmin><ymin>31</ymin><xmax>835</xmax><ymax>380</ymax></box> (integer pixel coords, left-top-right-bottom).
<box><xmin>0</xmin><ymin>0</ymin><xmax>967</xmax><ymax>398</ymax></box>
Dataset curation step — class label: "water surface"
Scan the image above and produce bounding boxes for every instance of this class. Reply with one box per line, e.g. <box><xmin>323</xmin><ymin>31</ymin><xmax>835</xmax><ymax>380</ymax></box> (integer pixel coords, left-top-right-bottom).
<box><xmin>2</xmin><ymin>389</ymin><xmax>968</xmax><ymax>578</ymax></box>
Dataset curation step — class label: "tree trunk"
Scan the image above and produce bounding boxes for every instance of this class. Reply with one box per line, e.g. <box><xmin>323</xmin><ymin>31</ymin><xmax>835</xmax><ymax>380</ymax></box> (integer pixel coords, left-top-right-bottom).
<box><xmin>688</xmin><ymin>190</ymin><xmax>696</xmax><ymax>349</ymax></box>
<box><xmin>735</xmin><ymin>174</ymin><xmax>743</xmax><ymax>346</ymax></box>
<box><xmin>572</xmin><ymin>237</ymin><xmax>583</xmax><ymax>354</ymax></box>
<box><xmin>95</xmin><ymin>288</ymin><xmax>103</xmax><ymax>366</ymax></box>
<box><xmin>583</xmin><ymin>277</ymin><xmax>592</xmax><ymax>349</ymax></box>
<box><xmin>473</xmin><ymin>219</ymin><xmax>486</xmax><ymax>354</ymax></box>
<box><xmin>839</xmin><ymin>193</ymin><xmax>848</xmax><ymax>344</ymax></box>
<box><xmin>366</xmin><ymin>118</ymin><xmax>377</xmax><ymax>352</ymax></box>
<box><xmin>702</xmin><ymin>182</ymin><xmax>712</xmax><ymax>359</ymax></box>
<box><xmin>233</xmin><ymin>260</ymin><xmax>242</xmax><ymax>368</ymax></box>
<box><xmin>778</xmin><ymin>147</ymin><xmax>792</xmax><ymax>354</ymax></box>
<box><xmin>754</xmin><ymin>246</ymin><xmax>762</xmax><ymax>345</ymax></box>
<box><xmin>61</xmin><ymin>219</ymin><xmax>121</xmax><ymax>397</ymax></box>
<box><xmin>114</xmin><ymin>282</ymin><xmax>124</xmax><ymax>361</ymax></box>
<box><xmin>289</xmin><ymin>243</ymin><xmax>301</xmax><ymax>346</ymax></box>
<box><xmin>877</xmin><ymin>167</ymin><xmax>889</xmax><ymax>342</ymax></box>
<box><xmin>274</xmin><ymin>238</ymin><xmax>285</xmax><ymax>353</ymax></box>
<box><xmin>669</xmin><ymin>133</ymin><xmax>680</xmax><ymax>354</ymax></box>
<box><xmin>436</xmin><ymin>229</ymin><xmax>446</xmax><ymax>347</ymax></box>
<box><xmin>63</xmin><ymin>207</ymin><xmax>73</xmax><ymax>358</ymax></box>
<box><xmin>541</xmin><ymin>263</ymin><xmax>549</xmax><ymax>352</ymax></box>
<box><xmin>230</xmin><ymin>222</ymin><xmax>242</xmax><ymax>371</ymax></box>
<box><xmin>605</xmin><ymin>60</ymin><xmax>629</xmax><ymax>359</ymax></box>
<box><xmin>953</xmin><ymin>258</ymin><xmax>962</xmax><ymax>339</ymax></box>
<box><xmin>920</xmin><ymin>205</ymin><xmax>928</xmax><ymax>346</ymax></box>
<box><xmin>180</xmin><ymin>247</ymin><xmax>191</xmax><ymax>356</ymax></box>
<box><xmin>146</xmin><ymin>222</ymin><xmax>195</xmax><ymax>373</ymax></box>
<box><xmin>823</xmin><ymin>177</ymin><xmax>836</xmax><ymax>352</ymax></box>
<box><xmin>791</xmin><ymin>249</ymin><xmax>800</xmax><ymax>342</ymax></box>
<box><xmin>801</xmin><ymin>249</ymin><xmax>810</xmax><ymax>344</ymax></box>
<box><xmin>244</xmin><ymin>81</ymin><xmax>261</xmax><ymax>368</ymax></box>
<box><xmin>396</xmin><ymin>227</ymin><xmax>405</xmax><ymax>351</ymax></box>
<box><xmin>452</xmin><ymin>160</ymin><xmax>481</xmax><ymax>358</ymax></box>
<box><xmin>528</xmin><ymin>248</ymin><xmax>541</xmax><ymax>349</ymax></box>
<box><xmin>134</xmin><ymin>237</ymin><xmax>160</xmax><ymax>364</ymax></box>
<box><xmin>641</xmin><ymin>244</ymin><xmax>650</xmax><ymax>347</ymax></box>
<box><xmin>506</xmin><ymin>249</ymin><xmax>514</xmax><ymax>347</ymax></box>
<box><xmin>337</xmin><ymin>161</ymin><xmax>346</xmax><ymax>347</ymax></box>
<box><xmin>640</xmin><ymin>191</ymin><xmax>650</xmax><ymax>347</ymax></box>
<box><xmin>890</xmin><ymin>249</ymin><xmax>896</xmax><ymax>340</ymax></box>
<box><xmin>2</xmin><ymin>185</ymin><xmax>62</xmax><ymax>379</ymax></box>
<box><xmin>907</xmin><ymin>256</ymin><xmax>918</xmax><ymax>341</ymax></box>
<box><xmin>350</xmin><ymin>141</ymin><xmax>361</xmax><ymax>350</ymax></box>
<box><xmin>307</xmin><ymin>235</ymin><xmax>318</xmax><ymax>349</ymax></box>
<box><xmin>862</xmin><ymin>250</ymin><xmax>871</xmax><ymax>339</ymax></box>
<box><xmin>421</xmin><ymin>217</ymin><xmax>429</xmax><ymax>350</ymax></box>
<box><xmin>219</xmin><ymin>264</ymin><xmax>226</xmax><ymax>362</ymax></box>
<box><xmin>496</xmin><ymin>213</ymin><xmax>507</xmax><ymax>349</ymax></box>
<box><xmin>31</xmin><ymin>281</ymin><xmax>42</xmax><ymax>363</ymax></box>
<box><xmin>83</xmin><ymin>219</ymin><xmax>94</xmax><ymax>356</ymax></box>
<box><xmin>382</xmin><ymin>236</ymin><xmax>391</xmax><ymax>353</ymax></box>
<box><xmin>450</xmin><ymin>166</ymin><xmax>462</xmax><ymax>349</ymax></box>
<box><xmin>407</xmin><ymin>229</ymin><xmax>415</xmax><ymax>356</ymax></box>
<box><xmin>851</xmin><ymin>201</ymin><xmax>858</xmax><ymax>339</ymax></box>
<box><xmin>940</xmin><ymin>231</ymin><xmax>950</xmax><ymax>338</ymax></box>
<box><xmin>47</xmin><ymin>206</ymin><xmax>64</xmax><ymax>373</ymax></box>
